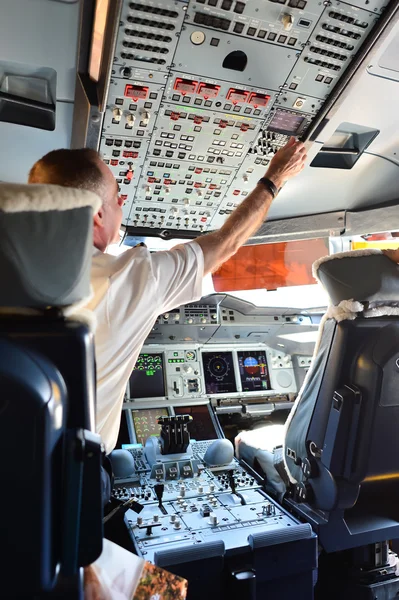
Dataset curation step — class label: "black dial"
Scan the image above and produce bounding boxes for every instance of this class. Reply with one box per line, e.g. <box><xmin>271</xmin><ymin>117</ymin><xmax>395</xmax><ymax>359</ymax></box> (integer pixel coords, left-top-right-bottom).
<box><xmin>207</xmin><ymin>355</ymin><xmax>230</xmax><ymax>380</ymax></box>
<box><xmin>202</xmin><ymin>351</ymin><xmax>237</xmax><ymax>394</ymax></box>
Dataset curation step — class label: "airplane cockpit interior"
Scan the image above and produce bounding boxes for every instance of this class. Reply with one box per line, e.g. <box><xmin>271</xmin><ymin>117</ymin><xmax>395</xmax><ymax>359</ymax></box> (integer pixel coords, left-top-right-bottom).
<box><xmin>2</xmin><ymin>0</ymin><xmax>399</xmax><ymax>598</ymax></box>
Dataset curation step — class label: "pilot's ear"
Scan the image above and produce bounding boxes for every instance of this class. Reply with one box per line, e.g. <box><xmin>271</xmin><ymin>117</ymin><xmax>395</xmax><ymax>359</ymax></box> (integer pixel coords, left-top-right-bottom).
<box><xmin>94</xmin><ymin>207</ymin><xmax>104</xmax><ymax>229</ymax></box>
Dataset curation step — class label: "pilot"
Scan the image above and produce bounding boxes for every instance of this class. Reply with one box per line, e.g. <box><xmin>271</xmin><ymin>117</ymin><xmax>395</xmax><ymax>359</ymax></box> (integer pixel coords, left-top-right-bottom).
<box><xmin>28</xmin><ymin>137</ymin><xmax>306</xmax><ymax>456</ymax></box>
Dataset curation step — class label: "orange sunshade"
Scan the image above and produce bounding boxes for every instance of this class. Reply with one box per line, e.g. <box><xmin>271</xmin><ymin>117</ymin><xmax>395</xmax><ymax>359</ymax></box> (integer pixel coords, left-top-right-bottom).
<box><xmin>212</xmin><ymin>238</ymin><xmax>329</xmax><ymax>292</ymax></box>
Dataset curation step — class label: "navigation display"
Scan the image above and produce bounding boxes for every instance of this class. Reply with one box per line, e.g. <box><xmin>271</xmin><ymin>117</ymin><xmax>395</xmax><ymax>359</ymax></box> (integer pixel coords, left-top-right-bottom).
<box><xmin>129</xmin><ymin>353</ymin><xmax>165</xmax><ymax>398</ymax></box>
<box><xmin>238</xmin><ymin>351</ymin><xmax>270</xmax><ymax>392</ymax></box>
<box><xmin>202</xmin><ymin>351</ymin><xmax>237</xmax><ymax>394</ymax></box>
<box><xmin>174</xmin><ymin>405</ymin><xmax>217</xmax><ymax>440</ymax></box>
<box><xmin>268</xmin><ymin>108</ymin><xmax>305</xmax><ymax>135</ymax></box>
<box><xmin>131</xmin><ymin>408</ymin><xmax>168</xmax><ymax>445</ymax></box>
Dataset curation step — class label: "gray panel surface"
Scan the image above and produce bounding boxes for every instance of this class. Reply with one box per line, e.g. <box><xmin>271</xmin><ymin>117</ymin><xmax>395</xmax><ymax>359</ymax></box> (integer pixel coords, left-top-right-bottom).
<box><xmin>0</xmin><ymin>102</ymin><xmax>74</xmax><ymax>184</ymax></box>
<box><xmin>0</xmin><ymin>0</ymin><xmax>80</xmax><ymax>101</ymax></box>
<box><xmin>173</xmin><ymin>24</ymin><xmax>298</xmax><ymax>89</ymax></box>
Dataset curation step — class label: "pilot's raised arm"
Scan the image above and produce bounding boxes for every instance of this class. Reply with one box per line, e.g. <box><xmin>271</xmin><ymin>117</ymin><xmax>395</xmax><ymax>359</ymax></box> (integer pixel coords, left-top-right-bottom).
<box><xmin>195</xmin><ymin>137</ymin><xmax>306</xmax><ymax>275</ymax></box>
<box><xmin>28</xmin><ymin>139</ymin><xmax>306</xmax><ymax>454</ymax></box>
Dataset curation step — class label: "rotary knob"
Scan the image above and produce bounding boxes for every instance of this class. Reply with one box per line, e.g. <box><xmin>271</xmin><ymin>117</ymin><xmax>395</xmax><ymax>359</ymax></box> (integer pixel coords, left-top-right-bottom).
<box><xmin>137</xmin><ymin>516</ymin><xmax>143</xmax><ymax>525</ymax></box>
<box><xmin>153</xmin><ymin>515</ymin><xmax>159</xmax><ymax>523</ymax></box>
<box><xmin>170</xmin><ymin>515</ymin><xmax>176</xmax><ymax>523</ymax></box>
<box><xmin>112</xmin><ymin>107</ymin><xmax>123</xmax><ymax>122</ymax></box>
<box><xmin>126</xmin><ymin>113</ymin><xmax>135</xmax><ymax>126</ymax></box>
<box><xmin>174</xmin><ymin>519</ymin><xmax>181</xmax><ymax>530</ymax></box>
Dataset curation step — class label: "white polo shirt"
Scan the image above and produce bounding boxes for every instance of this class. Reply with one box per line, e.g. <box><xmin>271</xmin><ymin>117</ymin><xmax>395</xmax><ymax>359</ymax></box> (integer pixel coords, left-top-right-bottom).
<box><xmin>87</xmin><ymin>241</ymin><xmax>204</xmax><ymax>453</ymax></box>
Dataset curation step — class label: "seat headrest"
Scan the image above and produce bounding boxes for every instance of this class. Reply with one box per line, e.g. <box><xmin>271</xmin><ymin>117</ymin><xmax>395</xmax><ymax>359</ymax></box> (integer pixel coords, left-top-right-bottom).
<box><xmin>0</xmin><ymin>183</ymin><xmax>101</xmax><ymax>309</ymax></box>
<box><xmin>313</xmin><ymin>249</ymin><xmax>399</xmax><ymax>306</ymax></box>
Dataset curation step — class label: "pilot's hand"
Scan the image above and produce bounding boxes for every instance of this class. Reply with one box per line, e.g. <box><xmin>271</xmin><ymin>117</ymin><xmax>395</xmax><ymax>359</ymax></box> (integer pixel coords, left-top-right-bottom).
<box><xmin>383</xmin><ymin>249</ymin><xmax>399</xmax><ymax>264</ymax></box>
<box><xmin>265</xmin><ymin>136</ymin><xmax>307</xmax><ymax>189</ymax></box>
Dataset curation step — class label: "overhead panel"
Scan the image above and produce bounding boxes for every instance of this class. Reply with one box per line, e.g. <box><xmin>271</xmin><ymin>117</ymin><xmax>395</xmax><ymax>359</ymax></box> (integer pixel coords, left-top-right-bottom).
<box><xmin>98</xmin><ymin>0</ymin><xmax>388</xmax><ymax>236</ymax></box>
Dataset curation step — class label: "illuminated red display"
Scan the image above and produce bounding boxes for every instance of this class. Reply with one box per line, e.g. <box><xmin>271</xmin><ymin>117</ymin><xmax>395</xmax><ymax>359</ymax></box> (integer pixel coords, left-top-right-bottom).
<box><xmin>124</xmin><ymin>85</ymin><xmax>148</xmax><ymax>100</ymax></box>
<box><xmin>227</xmin><ymin>88</ymin><xmax>249</xmax><ymax>103</ymax></box>
<box><xmin>248</xmin><ymin>92</ymin><xmax>270</xmax><ymax>107</ymax></box>
<box><xmin>174</xmin><ymin>78</ymin><xmax>198</xmax><ymax>94</ymax></box>
<box><xmin>198</xmin><ymin>83</ymin><xmax>220</xmax><ymax>98</ymax></box>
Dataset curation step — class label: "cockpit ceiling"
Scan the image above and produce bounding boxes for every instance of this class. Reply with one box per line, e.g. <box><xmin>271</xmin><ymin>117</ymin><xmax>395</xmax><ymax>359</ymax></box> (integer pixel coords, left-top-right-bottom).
<box><xmin>77</xmin><ymin>0</ymin><xmax>399</xmax><ymax>240</ymax></box>
<box><xmin>0</xmin><ymin>0</ymin><xmax>398</xmax><ymax>241</ymax></box>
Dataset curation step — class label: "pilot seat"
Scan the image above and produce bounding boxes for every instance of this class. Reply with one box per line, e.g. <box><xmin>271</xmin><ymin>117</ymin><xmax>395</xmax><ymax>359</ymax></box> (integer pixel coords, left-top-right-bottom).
<box><xmin>0</xmin><ymin>183</ymin><xmax>104</xmax><ymax>599</ymax></box>
<box><xmin>237</xmin><ymin>249</ymin><xmax>399</xmax><ymax>598</ymax></box>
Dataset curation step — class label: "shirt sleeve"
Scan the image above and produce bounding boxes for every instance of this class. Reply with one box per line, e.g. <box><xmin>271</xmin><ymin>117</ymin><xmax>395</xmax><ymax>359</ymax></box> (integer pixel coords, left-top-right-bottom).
<box><xmin>149</xmin><ymin>241</ymin><xmax>204</xmax><ymax>313</ymax></box>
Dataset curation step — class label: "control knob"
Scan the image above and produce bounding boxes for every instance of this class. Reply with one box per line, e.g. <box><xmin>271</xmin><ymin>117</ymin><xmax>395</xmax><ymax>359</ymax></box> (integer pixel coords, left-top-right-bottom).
<box><xmin>141</xmin><ymin>110</ymin><xmax>151</xmax><ymax>125</ymax></box>
<box><xmin>112</xmin><ymin>107</ymin><xmax>123</xmax><ymax>122</ymax></box>
<box><xmin>209</xmin><ymin>514</ymin><xmax>218</xmax><ymax>526</ymax></box>
<box><xmin>174</xmin><ymin>519</ymin><xmax>181</xmax><ymax>530</ymax></box>
<box><xmin>126</xmin><ymin>113</ymin><xmax>135</xmax><ymax>127</ymax></box>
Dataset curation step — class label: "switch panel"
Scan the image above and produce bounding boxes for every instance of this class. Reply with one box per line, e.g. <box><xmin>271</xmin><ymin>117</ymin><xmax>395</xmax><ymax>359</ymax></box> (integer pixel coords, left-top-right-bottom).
<box><xmin>100</xmin><ymin>137</ymin><xmax>150</xmax><ymax>221</ymax></box>
<box><xmin>147</xmin><ymin>103</ymin><xmax>261</xmax><ymax>168</ymax></box>
<box><xmin>103</xmin><ymin>78</ymin><xmax>164</xmax><ymax>137</ymax></box>
<box><xmin>165</xmin><ymin>74</ymin><xmax>275</xmax><ymax>120</ymax></box>
<box><xmin>114</xmin><ymin>1</ymin><xmax>187</xmax><ymax>73</ymax></box>
<box><xmin>129</xmin><ymin>161</ymin><xmax>237</xmax><ymax>231</ymax></box>
<box><xmin>96</xmin><ymin>0</ymin><xmax>387</xmax><ymax>234</ymax></box>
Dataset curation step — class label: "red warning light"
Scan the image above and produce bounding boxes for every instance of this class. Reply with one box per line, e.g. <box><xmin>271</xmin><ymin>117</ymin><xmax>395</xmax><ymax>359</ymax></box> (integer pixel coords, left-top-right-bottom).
<box><xmin>197</xmin><ymin>83</ymin><xmax>220</xmax><ymax>98</ymax></box>
<box><xmin>240</xmin><ymin>123</ymin><xmax>249</xmax><ymax>132</ymax></box>
<box><xmin>174</xmin><ymin>78</ymin><xmax>198</xmax><ymax>94</ymax></box>
<box><xmin>193</xmin><ymin>116</ymin><xmax>203</xmax><ymax>124</ymax></box>
<box><xmin>248</xmin><ymin>92</ymin><xmax>270</xmax><ymax>107</ymax></box>
<box><xmin>126</xmin><ymin>170</ymin><xmax>134</xmax><ymax>181</ymax></box>
<box><xmin>233</xmin><ymin>189</ymin><xmax>240</xmax><ymax>196</ymax></box>
<box><xmin>123</xmin><ymin>151</ymin><xmax>139</xmax><ymax>158</ymax></box>
<box><xmin>227</xmin><ymin>88</ymin><xmax>250</xmax><ymax>103</ymax></box>
<box><xmin>124</xmin><ymin>85</ymin><xmax>149</xmax><ymax>100</ymax></box>
<box><xmin>170</xmin><ymin>111</ymin><xmax>181</xmax><ymax>121</ymax></box>
<box><xmin>219</xmin><ymin>119</ymin><xmax>228</xmax><ymax>129</ymax></box>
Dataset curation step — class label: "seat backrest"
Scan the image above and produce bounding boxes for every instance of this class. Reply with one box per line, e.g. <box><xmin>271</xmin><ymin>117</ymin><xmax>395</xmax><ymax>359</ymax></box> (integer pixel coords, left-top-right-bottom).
<box><xmin>283</xmin><ymin>250</ymin><xmax>399</xmax><ymax>550</ymax></box>
<box><xmin>0</xmin><ymin>183</ymin><xmax>103</xmax><ymax>597</ymax></box>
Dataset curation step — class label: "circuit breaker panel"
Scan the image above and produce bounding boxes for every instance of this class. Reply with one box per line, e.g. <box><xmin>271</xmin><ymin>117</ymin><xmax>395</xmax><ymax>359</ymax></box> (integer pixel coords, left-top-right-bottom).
<box><xmin>99</xmin><ymin>0</ymin><xmax>386</xmax><ymax>235</ymax></box>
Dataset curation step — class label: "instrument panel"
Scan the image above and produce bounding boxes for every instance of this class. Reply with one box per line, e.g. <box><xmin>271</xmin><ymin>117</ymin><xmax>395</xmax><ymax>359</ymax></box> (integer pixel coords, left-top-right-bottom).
<box><xmin>98</xmin><ymin>0</ymin><xmax>386</xmax><ymax>236</ymax></box>
<box><xmin>126</xmin><ymin>342</ymin><xmax>297</xmax><ymax>403</ymax></box>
